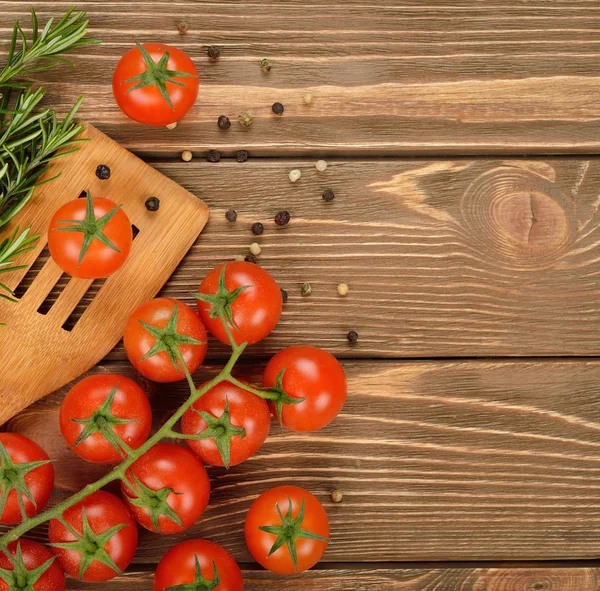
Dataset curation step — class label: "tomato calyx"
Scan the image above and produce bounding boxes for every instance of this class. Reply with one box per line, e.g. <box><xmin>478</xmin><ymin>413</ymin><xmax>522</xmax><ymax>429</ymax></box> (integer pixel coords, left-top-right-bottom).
<box><xmin>50</xmin><ymin>508</ymin><xmax>127</xmax><ymax>580</ymax></box>
<box><xmin>259</xmin><ymin>370</ymin><xmax>304</xmax><ymax>425</ymax></box>
<box><xmin>0</xmin><ymin>442</ymin><xmax>52</xmax><ymax>522</ymax></box>
<box><xmin>53</xmin><ymin>190</ymin><xmax>123</xmax><ymax>267</ymax></box>
<box><xmin>165</xmin><ymin>556</ymin><xmax>220</xmax><ymax>591</ymax></box>
<box><xmin>70</xmin><ymin>383</ymin><xmax>136</xmax><ymax>458</ymax></box>
<box><xmin>122</xmin><ymin>42</ymin><xmax>197</xmax><ymax>110</ymax></box>
<box><xmin>138</xmin><ymin>303</ymin><xmax>205</xmax><ymax>371</ymax></box>
<box><xmin>186</xmin><ymin>398</ymin><xmax>246</xmax><ymax>469</ymax></box>
<box><xmin>194</xmin><ymin>265</ymin><xmax>249</xmax><ymax>332</ymax></box>
<box><xmin>0</xmin><ymin>541</ymin><xmax>57</xmax><ymax>591</ymax></box>
<box><xmin>258</xmin><ymin>496</ymin><xmax>329</xmax><ymax>572</ymax></box>
<box><xmin>123</xmin><ymin>473</ymin><xmax>183</xmax><ymax>533</ymax></box>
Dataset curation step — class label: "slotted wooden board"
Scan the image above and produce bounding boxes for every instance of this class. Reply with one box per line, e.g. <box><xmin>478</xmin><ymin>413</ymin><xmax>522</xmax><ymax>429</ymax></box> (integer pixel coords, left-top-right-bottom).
<box><xmin>0</xmin><ymin>123</ymin><xmax>209</xmax><ymax>424</ymax></box>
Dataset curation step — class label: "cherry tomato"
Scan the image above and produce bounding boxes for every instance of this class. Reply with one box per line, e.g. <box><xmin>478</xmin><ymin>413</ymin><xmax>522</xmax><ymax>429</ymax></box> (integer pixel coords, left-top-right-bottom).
<box><xmin>262</xmin><ymin>346</ymin><xmax>347</xmax><ymax>432</ymax></box>
<box><xmin>154</xmin><ymin>539</ymin><xmax>243</xmax><ymax>591</ymax></box>
<box><xmin>124</xmin><ymin>298</ymin><xmax>208</xmax><ymax>383</ymax></box>
<box><xmin>0</xmin><ymin>539</ymin><xmax>66</xmax><ymax>591</ymax></box>
<box><xmin>49</xmin><ymin>490</ymin><xmax>138</xmax><ymax>582</ymax></box>
<box><xmin>48</xmin><ymin>191</ymin><xmax>132</xmax><ymax>279</ymax></box>
<box><xmin>196</xmin><ymin>262</ymin><xmax>282</xmax><ymax>346</ymax></box>
<box><xmin>113</xmin><ymin>42</ymin><xmax>199</xmax><ymax>126</ymax></box>
<box><xmin>121</xmin><ymin>443</ymin><xmax>210</xmax><ymax>534</ymax></box>
<box><xmin>181</xmin><ymin>379</ymin><xmax>271</xmax><ymax>468</ymax></box>
<box><xmin>0</xmin><ymin>433</ymin><xmax>54</xmax><ymax>524</ymax></box>
<box><xmin>245</xmin><ymin>485</ymin><xmax>329</xmax><ymax>574</ymax></box>
<box><xmin>59</xmin><ymin>374</ymin><xmax>152</xmax><ymax>464</ymax></box>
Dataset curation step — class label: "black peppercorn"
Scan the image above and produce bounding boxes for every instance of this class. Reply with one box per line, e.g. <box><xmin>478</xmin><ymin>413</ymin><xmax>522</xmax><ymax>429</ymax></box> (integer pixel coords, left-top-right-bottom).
<box><xmin>274</xmin><ymin>211</ymin><xmax>290</xmax><ymax>226</ymax></box>
<box><xmin>237</xmin><ymin>150</ymin><xmax>249</xmax><ymax>163</ymax></box>
<box><xmin>225</xmin><ymin>210</ymin><xmax>237</xmax><ymax>222</ymax></box>
<box><xmin>280</xmin><ymin>288</ymin><xmax>288</xmax><ymax>302</ymax></box>
<box><xmin>245</xmin><ymin>253</ymin><xmax>259</xmax><ymax>264</ymax></box>
<box><xmin>251</xmin><ymin>222</ymin><xmax>264</xmax><ymax>235</ymax></box>
<box><xmin>217</xmin><ymin>115</ymin><xmax>231</xmax><ymax>130</ymax></box>
<box><xmin>145</xmin><ymin>196</ymin><xmax>160</xmax><ymax>211</ymax></box>
<box><xmin>95</xmin><ymin>164</ymin><xmax>110</xmax><ymax>180</ymax></box>
<box><xmin>322</xmin><ymin>189</ymin><xmax>335</xmax><ymax>202</ymax></box>
<box><xmin>207</xmin><ymin>150</ymin><xmax>221</xmax><ymax>163</ymax></box>
<box><xmin>272</xmin><ymin>102</ymin><xmax>284</xmax><ymax>115</ymax></box>
<box><xmin>347</xmin><ymin>330</ymin><xmax>358</xmax><ymax>343</ymax></box>
<box><xmin>207</xmin><ymin>45</ymin><xmax>220</xmax><ymax>59</ymax></box>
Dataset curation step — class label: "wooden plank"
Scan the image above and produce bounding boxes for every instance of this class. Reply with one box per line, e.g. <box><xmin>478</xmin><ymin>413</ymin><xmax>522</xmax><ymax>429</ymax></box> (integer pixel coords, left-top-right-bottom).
<box><xmin>68</xmin><ymin>566</ymin><xmax>600</xmax><ymax>591</ymax></box>
<box><xmin>6</xmin><ymin>359</ymin><xmax>600</xmax><ymax>562</ymax></box>
<box><xmin>4</xmin><ymin>1</ymin><xmax>600</xmax><ymax>155</ymax></box>
<box><xmin>81</xmin><ymin>157</ymin><xmax>600</xmax><ymax>359</ymax></box>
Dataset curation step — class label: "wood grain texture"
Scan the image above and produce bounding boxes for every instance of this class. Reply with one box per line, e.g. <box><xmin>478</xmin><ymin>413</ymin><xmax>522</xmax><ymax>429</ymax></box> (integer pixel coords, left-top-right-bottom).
<box><xmin>0</xmin><ymin>124</ymin><xmax>208</xmax><ymax>424</ymax></box>
<box><xmin>4</xmin><ymin>1</ymin><xmax>600</xmax><ymax>155</ymax></box>
<box><xmin>6</xmin><ymin>359</ymin><xmax>600</xmax><ymax>562</ymax></box>
<box><xmin>67</xmin><ymin>566</ymin><xmax>600</xmax><ymax>591</ymax></box>
<box><xmin>73</xmin><ymin>156</ymin><xmax>600</xmax><ymax>359</ymax></box>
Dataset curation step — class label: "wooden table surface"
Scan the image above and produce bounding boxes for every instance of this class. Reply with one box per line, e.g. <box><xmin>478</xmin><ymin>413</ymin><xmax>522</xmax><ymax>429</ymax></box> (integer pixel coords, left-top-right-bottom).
<box><xmin>4</xmin><ymin>1</ymin><xmax>600</xmax><ymax>589</ymax></box>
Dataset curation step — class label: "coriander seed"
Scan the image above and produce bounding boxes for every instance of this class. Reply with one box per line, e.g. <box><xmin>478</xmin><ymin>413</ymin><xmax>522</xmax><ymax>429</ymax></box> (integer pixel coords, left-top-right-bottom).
<box><xmin>251</xmin><ymin>222</ymin><xmax>264</xmax><ymax>235</ymax></box>
<box><xmin>322</xmin><ymin>188</ymin><xmax>335</xmax><ymax>202</ymax></box>
<box><xmin>237</xmin><ymin>150</ymin><xmax>249</xmax><ymax>163</ymax></box>
<box><xmin>337</xmin><ymin>283</ymin><xmax>349</xmax><ymax>296</ymax></box>
<box><xmin>315</xmin><ymin>160</ymin><xmax>328</xmax><ymax>172</ymax></box>
<box><xmin>207</xmin><ymin>45</ymin><xmax>220</xmax><ymax>59</ymax></box>
<box><xmin>145</xmin><ymin>196</ymin><xmax>160</xmax><ymax>211</ymax></box>
<box><xmin>225</xmin><ymin>210</ymin><xmax>237</xmax><ymax>222</ymax></box>
<box><xmin>249</xmin><ymin>242</ymin><xmax>261</xmax><ymax>256</ymax></box>
<box><xmin>95</xmin><ymin>164</ymin><xmax>110</xmax><ymax>180</ymax></box>
<box><xmin>234</xmin><ymin>254</ymin><xmax>244</xmax><ymax>262</ymax></box>
<box><xmin>207</xmin><ymin>149</ymin><xmax>221</xmax><ymax>163</ymax></box>
<box><xmin>281</xmin><ymin>288</ymin><xmax>288</xmax><ymax>302</ymax></box>
<box><xmin>217</xmin><ymin>115</ymin><xmax>231</xmax><ymax>130</ymax></box>
<box><xmin>260</xmin><ymin>58</ymin><xmax>273</xmax><ymax>72</ymax></box>
<box><xmin>245</xmin><ymin>253</ymin><xmax>259</xmax><ymax>264</ymax></box>
<box><xmin>165</xmin><ymin>121</ymin><xmax>178</xmax><ymax>130</ymax></box>
<box><xmin>238</xmin><ymin>113</ymin><xmax>253</xmax><ymax>129</ymax></box>
<box><xmin>289</xmin><ymin>169</ymin><xmax>301</xmax><ymax>183</ymax></box>
<box><xmin>347</xmin><ymin>330</ymin><xmax>358</xmax><ymax>343</ymax></box>
<box><xmin>303</xmin><ymin>92</ymin><xmax>313</xmax><ymax>104</ymax></box>
<box><xmin>181</xmin><ymin>150</ymin><xmax>193</xmax><ymax>162</ymax></box>
<box><xmin>274</xmin><ymin>210</ymin><xmax>290</xmax><ymax>226</ymax></box>
<box><xmin>301</xmin><ymin>282</ymin><xmax>312</xmax><ymax>296</ymax></box>
<box><xmin>331</xmin><ymin>490</ymin><xmax>343</xmax><ymax>503</ymax></box>
<box><xmin>272</xmin><ymin>102</ymin><xmax>284</xmax><ymax>115</ymax></box>
<box><xmin>178</xmin><ymin>21</ymin><xmax>188</xmax><ymax>34</ymax></box>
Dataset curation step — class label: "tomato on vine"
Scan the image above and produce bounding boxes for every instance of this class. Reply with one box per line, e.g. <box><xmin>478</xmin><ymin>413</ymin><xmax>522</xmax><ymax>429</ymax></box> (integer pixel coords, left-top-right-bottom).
<box><xmin>113</xmin><ymin>42</ymin><xmax>199</xmax><ymax>126</ymax></box>
<box><xmin>0</xmin><ymin>539</ymin><xmax>65</xmax><ymax>591</ymax></box>
<box><xmin>245</xmin><ymin>485</ymin><xmax>329</xmax><ymax>574</ymax></box>
<box><xmin>153</xmin><ymin>539</ymin><xmax>243</xmax><ymax>591</ymax></box>
<box><xmin>262</xmin><ymin>346</ymin><xmax>347</xmax><ymax>432</ymax></box>
<box><xmin>195</xmin><ymin>262</ymin><xmax>283</xmax><ymax>346</ymax></box>
<box><xmin>124</xmin><ymin>298</ymin><xmax>208</xmax><ymax>383</ymax></box>
<box><xmin>0</xmin><ymin>433</ymin><xmax>54</xmax><ymax>525</ymax></box>
<box><xmin>121</xmin><ymin>443</ymin><xmax>210</xmax><ymax>534</ymax></box>
<box><xmin>181</xmin><ymin>379</ymin><xmax>271</xmax><ymax>468</ymax></box>
<box><xmin>59</xmin><ymin>374</ymin><xmax>152</xmax><ymax>464</ymax></box>
<box><xmin>48</xmin><ymin>190</ymin><xmax>132</xmax><ymax>279</ymax></box>
<box><xmin>48</xmin><ymin>490</ymin><xmax>138</xmax><ymax>582</ymax></box>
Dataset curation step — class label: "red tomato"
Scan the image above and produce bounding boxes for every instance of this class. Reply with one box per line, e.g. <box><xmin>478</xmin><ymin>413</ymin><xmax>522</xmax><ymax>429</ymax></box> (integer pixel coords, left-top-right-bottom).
<box><xmin>121</xmin><ymin>443</ymin><xmax>210</xmax><ymax>534</ymax></box>
<box><xmin>0</xmin><ymin>433</ymin><xmax>54</xmax><ymax>524</ymax></box>
<box><xmin>124</xmin><ymin>298</ymin><xmax>208</xmax><ymax>383</ymax></box>
<box><xmin>181</xmin><ymin>379</ymin><xmax>271</xmax><ymax>468</ymax></box>
<box><xmin>196</xmin><ymin>262</ymin><xmax>282</xmax><ymax>346</ymax></box>
<box><xmin>245</xmin><ymin>485</ymin><xmax>329</xmax><ymax>574</ymax></box>
<box><xmin>49</xmin><ymin>491</ymin><xmax>138</xmax><ymax>582</ymax></box>
<box><xmin>113</xmin><ymin>42</ymin><xmax>199</xmax><ymax>126</ymax></box>
<box><xmin>0</xmin><ymin>539</ymin><xmax>66</xmax><ymax>591</ymax></box>
<box><xmin>153</xmin><ymin>539</ymin><xmax>243</xmax><ymax>591</ymax></box>
<box><xmin>48</xmin><ymin>191</ymin><xmax>132</xmax><ymax>279</ymax></box>
<box><xmin>262</xmin><ymin>346</ymin><xmax>347</xmax><ymax>432</ymax></box>
<box><xmin>59</xmin><ymin>374</ymin><xmax>152</xmax><ymax>464</ymax></box>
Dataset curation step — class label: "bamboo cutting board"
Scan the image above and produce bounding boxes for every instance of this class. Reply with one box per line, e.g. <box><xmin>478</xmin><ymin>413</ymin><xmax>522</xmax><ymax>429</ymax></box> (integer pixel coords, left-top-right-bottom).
<box><xmin>0</xmin><ymin>123</ymin><xmax>209</xmax><ymax>424</ymax></box>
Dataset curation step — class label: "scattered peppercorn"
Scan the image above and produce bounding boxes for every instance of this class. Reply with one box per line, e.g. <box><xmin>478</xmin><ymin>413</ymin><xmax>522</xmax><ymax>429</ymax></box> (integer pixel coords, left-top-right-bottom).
<box><xmin>217</xmin><ymin>115</ymin><xmax>231</xmax><ymax>130</ymax></box>
<box><xmin>289</xmin><ymin>169</ymin><xmax>301</xmax><ymax>183</ymax></box>
<box><xmin>237</xmin><ymin>150</ymin><xmax>249</xmax><ymax>163</ymax></box>
<box><xmin>238</xmin><ymin>113</ymin><xmax>253</xmax><ymax>129</ymax></box>
<box><xmin>95</xmin><ymin>164</ymin><xmax>110</xmax><ymax>180</ymax></box>
<box><xmin>274</xmin><ymin>210</ymin><xmax>291</xmax><ymax>226</ymax></box>
<box><xmin>272</xmin><ymin>102</ymin><xmax>284</xmax><ymax>115</ymax></box>
<box><xmin>337</xmin><ymin>283</ymin><xmax>349</xmax><ymax>296</ymax></box>
<box><xmin>177</xmin><ymin>21</ymin><xmax>188</xmax><ymax>34</ymax></box>
<box><xmin>280</xmin><ymin>288</ymin><xmax>288</xmax><ymax>303</ymax></box>
<box><xmin>322</xmin><ymin>189</ymin><xmax>335</xmax><ymax>202</ymax></box>
<box><xmin>251</xmin><ymin>222</ymin><xmax>264</xmax><ymax>235</ymax></box>
<box><xmin>181</xmin><ymin>150</ymin><xmax>193</xmax><ymax>162</ymax></box>
<box><xmin>245</xmin><ymin>253</ymin><xmax>259</xmax><ymax>264</ymax></box>
<box><xmin>315</xmin><ymin>160</ymin><xmax>328</xmax><ymax>172</ymax></box>
<box><xmin>303</xmin><ymin>93</ymin><xmax>313</xmax><ymax>105</ymax></box>
<box><xmin>207</xmin><ymin>45</ymin><xmax>220</xmax><ymax>59</ymax></box>
<box><xmin>260</xmin><ymin>58</ymin><xmax>273</xmax><ymax>72</ymax></box>
<box><xmin>347</xmin><ymin>330</ymin><xmax>358</xmax><ymax>343</ymax></box>
<box><xmin>207</xmin><ymin>149</ymin><xmax>221</xmax><ymax>163</ymax></box>
<box><xmin>301</xmin><ymin>282</ymin><xmax>312</xmax><ymax>296</ymax></box>
<box><xmin>165</xmin><ymin>121</ymin><xmax>178</xmax><ymax>130</ymax></box>
<box><xmin>145</xmin><ymin>196</ymin><xmax>160</xmax><ymax>211</ymax></box>
<box><xmin>234</xmin><ymin>254</ymin><xmax>244</xmax><ymax>262</ymax></box>
<box><xmin>225</xmin><ymin>210</ymin><xmax>237</xmax><ymax>222</ymax></box>
<box><xmin>331</xmin><ymin>490</ymin><xmax>343</xmax><ymax>503</ymax></box>
<box><xmin>249</xmin><ymin>242</ymin><xmax>261</xmax><ymax>256</ymax></box>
